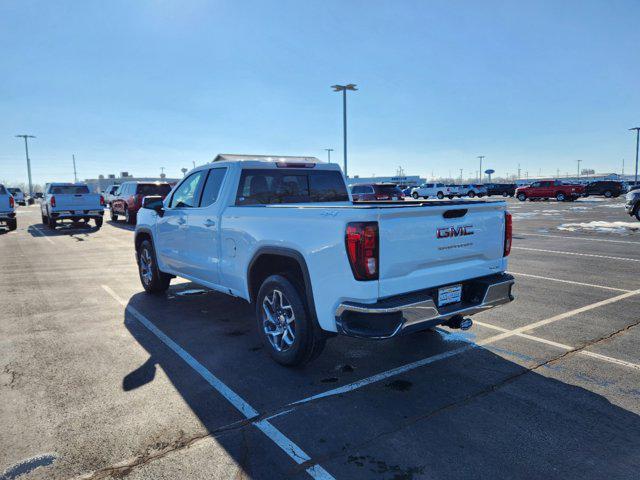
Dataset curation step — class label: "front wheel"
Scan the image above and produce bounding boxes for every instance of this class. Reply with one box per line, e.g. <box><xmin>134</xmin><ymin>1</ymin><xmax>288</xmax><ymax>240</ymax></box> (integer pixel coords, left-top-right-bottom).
<box><xmin>256</xmin><ymin>274</ymin><xmax>325</xmax><ymax>366</ymax></box>
<box><xmin>138</xmin><ymin>239</ymin><xmax>171</xmax><ymax>293</ymax></box>
<box><xmin>468</xmin><ymin>191</ymin><xmax>475</xmax><ymax>198</ymax></box>
<box><xmin>503</xmin><ymin>192</ymin><xmax>509</xmax><ymax>197</ymax></box>
<box><xmin>436</xmin><ymin>192</ymin><xmax>444</xmax><ymax>199</ymax></box>
<box><xmin>603</xmin><ymin>190</ymin><xmax>612</xmax><ymax>198</ymax></box>
<box><xmin>412</xmin><ymin>192</ymin><xmax>419</xmax><ymax>199</ymax></box>
<box><xmin>517</xmin><ymin>193</ymin><xmax>527</xmax><ymax>201</ymax></box>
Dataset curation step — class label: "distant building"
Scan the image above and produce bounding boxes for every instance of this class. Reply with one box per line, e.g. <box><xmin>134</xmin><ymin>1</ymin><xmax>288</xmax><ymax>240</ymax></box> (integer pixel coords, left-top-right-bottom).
<box><xmin>346</xmin><ymin>166</ymin><xmax>425</xmax><ymax>187</ymax></box>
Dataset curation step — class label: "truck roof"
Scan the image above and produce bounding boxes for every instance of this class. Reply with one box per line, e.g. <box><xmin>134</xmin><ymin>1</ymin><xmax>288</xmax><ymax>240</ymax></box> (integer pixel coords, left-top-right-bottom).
<box><xmin>48</xmin><ymin>182</ymin><xmax>88</xmax><ymax>187</ymax></box>
<box><xmin>213</xmin><ymin>153</ymin><xmax>320</xmax><ymax>163</ymax></box>
<box><xmin>204</xmin><ymin>153</ymin><xmax>340</xmax><ymax>172</ymax></box>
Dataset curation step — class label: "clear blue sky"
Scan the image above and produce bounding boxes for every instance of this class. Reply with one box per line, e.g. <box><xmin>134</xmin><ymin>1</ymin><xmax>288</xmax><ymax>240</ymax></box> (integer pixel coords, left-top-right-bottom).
<box><xmin>1</xmin><ymin>0</ymin><xmax>639</xmax><ymax>185</ymax></box>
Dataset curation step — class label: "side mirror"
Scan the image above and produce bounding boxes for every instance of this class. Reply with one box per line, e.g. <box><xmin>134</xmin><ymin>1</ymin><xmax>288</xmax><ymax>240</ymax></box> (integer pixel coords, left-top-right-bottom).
<box><xmin>142</xmin><ymin>196</ymin><xmax>164</xmax><ymax>217</ymax></box>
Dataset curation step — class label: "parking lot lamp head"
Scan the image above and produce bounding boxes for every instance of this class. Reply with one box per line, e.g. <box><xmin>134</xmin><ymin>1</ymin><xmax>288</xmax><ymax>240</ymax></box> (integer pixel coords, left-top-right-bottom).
<box><xmin>331</xmin><ymin>84</ymin><xmax>357</xmax><ymax>178</ymax></box>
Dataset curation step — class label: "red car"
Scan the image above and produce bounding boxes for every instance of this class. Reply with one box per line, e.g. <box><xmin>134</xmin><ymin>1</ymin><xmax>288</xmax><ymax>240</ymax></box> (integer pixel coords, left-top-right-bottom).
<box><xmin>110</xmin><ymin>181</ymin><xmax>172</xmax><ymax>224</ymax></box>
<box><xmin>350</xmin><ymin>183</ymin><xmax>405</xmax><ymax>201</ymax></box>
<box><xmin>516</xmin><ymin>180</ymin><xmax>584</xmax><ymax>202</ymax></box>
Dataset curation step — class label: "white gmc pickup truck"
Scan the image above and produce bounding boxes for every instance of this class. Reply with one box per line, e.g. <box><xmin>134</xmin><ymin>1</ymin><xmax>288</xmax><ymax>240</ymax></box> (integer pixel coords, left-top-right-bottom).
<box><xmin>0</xmin><ymin>184</ymin><xmax>17</xmax><ymax>231</ymax></box>
<box><xmin>135</xmin><ymin>156</ymin><xmax>514</xmax><ymax>365</ymax></box>
<box><xmin>41</xmin><ymin>183</ymin><xmax>105</xmax><ymax>229</ymax></box>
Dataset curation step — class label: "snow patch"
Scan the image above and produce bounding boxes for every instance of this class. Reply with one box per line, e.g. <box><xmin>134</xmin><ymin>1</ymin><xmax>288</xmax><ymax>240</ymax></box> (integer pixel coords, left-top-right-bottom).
<box><xmin>558</xmin><ymin>221</ymin><xmax>640</xmax><ymax>234</ymax></box>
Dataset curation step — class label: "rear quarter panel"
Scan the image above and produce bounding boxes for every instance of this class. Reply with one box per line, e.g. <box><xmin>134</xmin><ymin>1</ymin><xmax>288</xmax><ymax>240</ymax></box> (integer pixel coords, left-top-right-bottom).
<box><xmin>220</xmin><ymin>205</ymin><xmax>379</xmax><ymax>332</ymax></box>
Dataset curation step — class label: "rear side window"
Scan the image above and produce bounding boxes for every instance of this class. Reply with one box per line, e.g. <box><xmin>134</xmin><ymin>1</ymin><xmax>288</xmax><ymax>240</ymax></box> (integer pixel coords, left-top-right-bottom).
<box><xmin>136</xmin><ymin>184</ymin><xmax>172</xmax><ymax>196</ymax></box>
<box><xmin>199</xmin><ymin>168</ymin><xmax>227</xmax><ymax>207</ymax></box>
<box><xmin>50</xmin><ymin>185</ymin><xmax>90</xmax><ymax>194</ymax></box>
<box><xmin>236</xmin><ymin>169</ymin><xmax>348</xmax><ymax>205</ymax></box>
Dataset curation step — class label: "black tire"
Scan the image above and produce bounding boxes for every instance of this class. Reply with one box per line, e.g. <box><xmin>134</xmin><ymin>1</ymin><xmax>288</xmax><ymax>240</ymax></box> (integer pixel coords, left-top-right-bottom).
<box><xmin>7</xmin><ymin>219</ymin><xmax>17</xmax><ymax>231</ymax></box>
<box><xmin>555</xmin><ymin>192</ymin><xmax>566</xmax><ymax>202</ymax></box>
<box><xmin>255</xmin><ymin>274</ymin><xmax>325</xmax><ymax>366</ymax></box>
<box><xmin>517</xmin><ymin>193</ymin><xmax>527</xmax><ymax>201</ymax></box>
<box><xmin>138</xmin><ymin>239</ymin><xmax>171</xmax><ymax>293</ymax></box>
<box><xmin>48</xmin><ymin>216</ymin><xmax>57</xmax><ymax>230</ymax></box>
<box><xmin>603</xmin><ymin>190</ymin><xmax>612</xmax><ymax>198</ymax></box>
<box><xmin>412</xmin><ymin>191</ymin><xmax>419</xmax><ymax>199</ymax></box>
<box><xmin>468</xmin><ymin>191</ymin><xmax>475</xmax><ymax>198</ymax></box>
<box><xmin>95</xmin><ymin>217</ymin><xmax>103</xmax><ymax>229</ymax></box>
<box><xmin>110</xmin><ymin>209</ymin><xmax>117</xmax><ymax>222</ymax></box>
<box><xmin>436</xmin><ymin>191</ymin><xmax>444</xmax><ymax>199</ymax></box>
<box><xmin>448</xmin><ymin>195</ymin><xmax>455</xmax><ymax>199</ymax></box>
<box><xmin>635</xmin><ymin>209</ymin><xmax>640</xmax><ymax>222</ymax></box>
<box><xmin>41</xmin><ymin>214</ymin><xmax>48</xmax><ymax>225</ymax></box>
<box><xmin>502</xmin><ymin>192</ymin><xmax>509</xmax><ymax>197</ymax></box>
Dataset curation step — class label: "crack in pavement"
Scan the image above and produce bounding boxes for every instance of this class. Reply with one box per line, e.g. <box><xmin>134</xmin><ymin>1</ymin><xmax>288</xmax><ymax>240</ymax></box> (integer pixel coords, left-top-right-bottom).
<box><xmin>78</xmin><ymin>318</ymin><xmax>640</xmax><ymax>479</ymax></box>
<box><xmin>294</xmin><ymin>317</ymin><xmax>640</xmax><ymax>472</ymax></box>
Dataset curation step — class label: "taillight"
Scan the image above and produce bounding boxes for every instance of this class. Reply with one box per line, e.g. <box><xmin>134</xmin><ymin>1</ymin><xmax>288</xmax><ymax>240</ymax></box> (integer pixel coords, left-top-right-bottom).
<box><xmin>100</xmin><ymin>195</ymin><xmax>105</xmax><ymax>206</ymax></box>
<box><xmin>504</xmin><ymin>212</ymin><xmax>512</xmax><ymax>256</ymax></box>
<box><xmin>345</xmin><ymin>222</ymin><xmax>379</xmax><ymax>280</ymax></box>
<box><xmin>9</xmin><ymin>196</ymin><xmax>14</xmax><ymax>208</ymax></box>
<box><xmin>51</xmin><ymin>195</ymin><xmax>56</xmax><ymax>207</ymax></box>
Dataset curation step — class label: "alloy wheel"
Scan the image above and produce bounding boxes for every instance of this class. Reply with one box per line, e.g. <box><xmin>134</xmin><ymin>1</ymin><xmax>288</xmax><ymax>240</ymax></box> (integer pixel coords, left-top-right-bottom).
<box><xmin>262</xmin><ymin>289</ymin><xmax>296</xmax><ymax>352</ymax></box>
<box><xmin>139</xmin><ymin>248</ymin><xmax>153</xmax><ymax>286</ymax></box>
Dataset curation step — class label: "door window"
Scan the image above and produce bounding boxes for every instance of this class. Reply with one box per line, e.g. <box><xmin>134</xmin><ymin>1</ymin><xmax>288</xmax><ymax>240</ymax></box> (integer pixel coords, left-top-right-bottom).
<box><xmin>170</xmin><ymin>171</ymin><xmax>206</xmax><ymax>208</ymax></box>
<box><xmin>199</xmin><ymin>168</ymin><xmax>227</xmax><ymax>207</ymax></box>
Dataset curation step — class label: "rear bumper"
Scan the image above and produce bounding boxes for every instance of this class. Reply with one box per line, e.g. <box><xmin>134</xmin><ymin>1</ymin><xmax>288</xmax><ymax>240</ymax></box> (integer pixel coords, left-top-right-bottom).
<box><xmin>0</xmin><ymin>212</ymin><xmax>15</xmax><ymax>219</ymax></box>
<box><xmin>335</xmin><ymin>273</ymin><xmax>514</xmax><ymax>339</ymax></box>
<box><xmin>51</xmin><ymin>209</ymin><xmax>104</xmax><ymax>219</ymax></box>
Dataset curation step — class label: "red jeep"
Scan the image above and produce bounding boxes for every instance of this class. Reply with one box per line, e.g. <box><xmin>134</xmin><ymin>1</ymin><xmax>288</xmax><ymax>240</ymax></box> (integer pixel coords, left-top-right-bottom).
<box><xmin>110</xmin><ymin>181</ymin><xmax>172</xmax><ymax>224</ymax></box>
<box><xmin>516</xmin><ymin>180</ymin><xmax>584</xmax><ymax>202</ymax></box>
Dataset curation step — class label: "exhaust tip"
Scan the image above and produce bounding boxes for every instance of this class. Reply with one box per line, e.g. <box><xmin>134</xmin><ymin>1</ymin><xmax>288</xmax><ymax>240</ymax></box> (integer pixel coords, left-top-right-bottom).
<box><xmin>444</xmin><ymin>315</ymin><xmax>474</xmax><ymax>331</ymax></box>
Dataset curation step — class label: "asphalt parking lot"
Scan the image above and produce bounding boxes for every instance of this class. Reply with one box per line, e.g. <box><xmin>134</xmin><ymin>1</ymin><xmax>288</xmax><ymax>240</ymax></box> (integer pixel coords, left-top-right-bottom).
<box><xmin>2</xmin><ymin>196</ymin><xmax>639</xmax><ymax>480</ymax></box>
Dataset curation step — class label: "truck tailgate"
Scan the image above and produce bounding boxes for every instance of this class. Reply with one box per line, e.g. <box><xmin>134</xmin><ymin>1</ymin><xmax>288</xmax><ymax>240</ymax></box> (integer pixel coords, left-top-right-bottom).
<box><xmin>0</xmin><ymin>196</ymin><xmax>11</xmax><ymax>212</ymax></box>
<box><xmin>377</xmin><ymin>202</ymin><xmax>507</xmax><ymax>298</ymax></box>
<box><xmin>52</xmin><ymin>194</ymin><xmax>102</xmax><ymax>210</ymax></box>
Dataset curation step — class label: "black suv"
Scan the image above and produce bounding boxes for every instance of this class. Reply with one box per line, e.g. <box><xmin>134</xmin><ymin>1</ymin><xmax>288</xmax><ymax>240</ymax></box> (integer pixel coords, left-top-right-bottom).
<box><xmin>485</xmin><ymin>183</ymin><xmax>516</xmax><ymax>197</ymax></box>
<box><xmin>584</xmin><ymin>181</ymin><xmax>622</xmax><ymax>198</ymax></box>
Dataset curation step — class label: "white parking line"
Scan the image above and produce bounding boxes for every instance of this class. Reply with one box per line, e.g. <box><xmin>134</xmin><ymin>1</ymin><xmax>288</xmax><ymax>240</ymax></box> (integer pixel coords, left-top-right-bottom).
<box><xmin>508</xmin><ymin>271</ymin><xmax>632</xmax><ymax>292</ymax></box>
<box><xmin>474</xmin><ymin>321</ymin><xmax>640</xmax><ymax>371</ymax></box>
<box><xmin>101</xmin><ymin>285</ymin><xmax>335</xmax><ymax>480</ymax></box>
<box><xmin>518</xmin><ymin>232</ymin><xmax>640</xmax><ymax>245</ymax></box>
<box><xmin>512</xmin><ymin>246</ymin><xmax>640</xmax><ymax>263</ymax></box>
<box><xmin>288</xmin><ymin>288</ymin><xmax>640</xmax><ymax>406</ymax></box>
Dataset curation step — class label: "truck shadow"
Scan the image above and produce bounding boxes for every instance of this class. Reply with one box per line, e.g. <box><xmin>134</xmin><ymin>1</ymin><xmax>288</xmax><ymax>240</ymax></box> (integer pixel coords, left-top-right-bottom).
<box><xmin>106</xmin><ymin>220</ymin><xmax>135</xmax><ymax>231</ymax></box>
<box><xmin>120</xmin><ymin>286</ymin><xmax>640</xmax><ymax>478</ymax></box>
<box><xmin>27</xmin><ymin>223</ymin><xmax>100</xmax><ymax>241</ymax></box>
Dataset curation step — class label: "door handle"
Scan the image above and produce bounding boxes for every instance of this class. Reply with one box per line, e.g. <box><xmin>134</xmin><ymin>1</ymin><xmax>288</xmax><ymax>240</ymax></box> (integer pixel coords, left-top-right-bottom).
<box><xmin>204</xmin><ymin>219</ymin><xmax>216</xmax><ymax>228</ymax></box>
<box><xmin>177</xmin><ymin>217</ymin><xmax>186</xmax><ymax>225</ymax></box>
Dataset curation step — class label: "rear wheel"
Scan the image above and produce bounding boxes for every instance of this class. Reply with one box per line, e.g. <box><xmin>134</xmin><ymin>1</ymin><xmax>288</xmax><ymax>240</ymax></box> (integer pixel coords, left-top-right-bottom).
<box><xmin>256</xmin><ymin>274</ymin><xmax>325</xmax><ymax>366</ymax></box>
<box><xmin>95</xmin><ymin>217</ymin><xmax>103</xmax><ymax>229</ymax></box>
<box><xmin>502</xmin><ymin>192</ymin><xmax>509</xmax><ymax>197</ymax></box>
<box><xmin>517</xmin><ymin>193</ymin><xmax>527</xmax><ymax>201</ymax></box>
<box><xmin>48</xmin><ymin>216</ymin><xmax>57</xmax><ymax>230</ymax></box>
<box><xmin>555</xmin><ymin>192</ymin><xmax>566</xmax><ymax>202</ymax></box>
<box><xmin>412</xmin><ymin>192</ymin><xmax>419</xmax><ymax>199</ymax></box>
<box><xmin>7</xmin><ymin>219</ymin><xmax>17</xmax><ymax>231</ymax></box>
<box><xmin>468</xmin><ymin>191</ymin><xmax>475</xmax><ymax>198</ymax></box>
<box><xmin>635</xmin><ymin>208</ymin><xmax>640</xmax><ymax>222</ymax></box>
<box><xmin>110</xmin><ymin>208</ymin><xmax>117</xmax><ymax>222</ymax></box>
<box><xmin>138</xmin><ymin>239</ymin><xmax>171</xmax><ymax>293</ymax></box>
<box><xmin>436</xmin><ymin>191</ymin><xmax>444</xmax><ymax>199</ymax></box>
<box><xmin>41</xmin><ymin>214</ymin><xmax>48</xmax><ymax>225</ymax></box>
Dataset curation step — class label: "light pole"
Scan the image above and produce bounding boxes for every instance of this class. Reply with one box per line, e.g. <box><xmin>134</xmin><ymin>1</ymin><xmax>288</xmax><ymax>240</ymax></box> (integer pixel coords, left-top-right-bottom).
<box><xmin>630</xmin><ymin>127</ymin><xmax>640</xmax><ymax>184</ymax></box>
<box><xmin>576</xmin><ymin>159</ymin><xmax>582</xmax><ymax>179</ymax></box>
<box><xmin>477</xmin><ymin>155</ymin><xmax>485</xmax><ymax>182</ymax></box>
<box><xmin>331</xmin><ymin>84</ymin><xmax>357</xmax><ymax>177</ymax></box>
<box><xmin>324</xmin><ymin>148</ymin><xmax>334</xmax><ymax>164</ymax></box>
<box><xmin>15</xmin><ymin>135</ymin><xmax>36</xmax><ymax>197</ymax></box>
<box><xmin>72</xmin><ymin>154</ymin><xmax>78</xmax><ymax>183</ymax></box>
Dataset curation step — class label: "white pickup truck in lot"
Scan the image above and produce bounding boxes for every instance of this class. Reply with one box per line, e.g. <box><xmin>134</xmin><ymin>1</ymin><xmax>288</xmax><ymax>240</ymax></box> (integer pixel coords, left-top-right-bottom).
<box><xmin>135</xmin><ymin>155</ymin><xmax>514</xmax><ymax>365</ymax></box>
<box><xmin>41</xmin><ymin>183</ymin><xmax>105</xmax><ymax>229</ymax></box>
<box><xmin>0</xmin><ymin>184</ymin><xmax>17</xmax><ymax>231</ymax></box>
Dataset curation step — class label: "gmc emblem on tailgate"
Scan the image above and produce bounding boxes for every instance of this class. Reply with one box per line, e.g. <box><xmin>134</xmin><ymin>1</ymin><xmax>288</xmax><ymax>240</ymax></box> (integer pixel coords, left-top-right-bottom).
<box><xmin>437</xmin><ymin>225</ymin><xmax>474</xmax><ymax>238</ymax></box>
